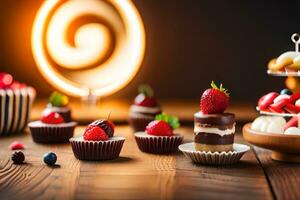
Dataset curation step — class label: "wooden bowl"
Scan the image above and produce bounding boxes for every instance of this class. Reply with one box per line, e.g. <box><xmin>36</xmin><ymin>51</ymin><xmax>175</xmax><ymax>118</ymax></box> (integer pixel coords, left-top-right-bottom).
<box><xmin>243</xmin><ymin>123</ymin><xmax>300</xmax><ymax>162</ymax></box>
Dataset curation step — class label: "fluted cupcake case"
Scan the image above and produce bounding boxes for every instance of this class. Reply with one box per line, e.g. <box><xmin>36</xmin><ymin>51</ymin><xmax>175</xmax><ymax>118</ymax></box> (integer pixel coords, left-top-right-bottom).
<box><xmin>0</xmin><ymin>88</ymin><xmax>35</xmax><ymax>136</ymax></box>
<box><xmin>135</xmin><ymin>132</ymin><xmax>183</xmax><ymax>154</ymax></box>
<box><xmin>70</xmin><ymin>136</ymin><xmax>125</xmax><ymax>161</ymax></box>
<box><xmin>28</xmin><ymin>121</ymin><xmax>77</xmax><ymax>143</ymax></box>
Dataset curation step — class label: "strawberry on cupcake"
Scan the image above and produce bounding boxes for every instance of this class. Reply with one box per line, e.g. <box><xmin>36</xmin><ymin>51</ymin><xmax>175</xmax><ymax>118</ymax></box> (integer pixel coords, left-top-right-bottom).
<box><xmin>70</xmin><ymin>119</ymin><xmax>125</xmax><ymax>161</ymax></box>
<box><xmin>129</xmin><ymin>84</ymin><xmax>162</xmax><ymax>132</ymax></box>
<box><xmin>42</xmin><ymin>91</ymin><xmax>72</xmax><ymax>122</ymax></box>
<box><xmin>134</xmin><ymin>114</ymin><xmax>183</xmax><ymax>154</ymax></box>
<box><xmin>28</xmin><ymin>110</ymin><xmax>77</xmax><ymax>143</ymax></box>
<box><xmin>194</xmin><ymin>81</ymin><xmax>235</xmax><ymax>152</ymax></box>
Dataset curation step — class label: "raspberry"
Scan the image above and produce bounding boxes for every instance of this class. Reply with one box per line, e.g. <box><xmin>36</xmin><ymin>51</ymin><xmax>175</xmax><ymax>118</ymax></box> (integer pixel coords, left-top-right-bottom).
<box><xmin>11</xmin><ymin>151</ymin><xmax>25</xmax><ymax>164</ymax></box>
<box><xmin>146</xmin><ymin>120</ymin><xmax>173</xmax><ymax>136</ymax></box>
<box><xmin>83</xmin><ymin>125</ymin><xmax>109</xmax><ymax>141</ymax></box>
<box><xmin>10</xmin><ymin>141</ymin><xmax>25</xmax><ymax>150</ymax></box>
<box><xmin>41</xmin><ymin>112</ymin><xmax>64</xmax><ymax>124</ymax></box>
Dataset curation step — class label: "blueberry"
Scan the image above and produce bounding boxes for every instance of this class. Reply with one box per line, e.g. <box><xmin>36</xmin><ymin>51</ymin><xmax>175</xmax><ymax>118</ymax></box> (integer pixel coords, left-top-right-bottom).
<box><xmin>280</xmin><ymin>89</ymin><xmax>292</xmax><ymax>95</ymax></box>
<box><xmin>43</xmin><ymin>152</ymin><xmax>57</xmax><ymax>165</ymax></box>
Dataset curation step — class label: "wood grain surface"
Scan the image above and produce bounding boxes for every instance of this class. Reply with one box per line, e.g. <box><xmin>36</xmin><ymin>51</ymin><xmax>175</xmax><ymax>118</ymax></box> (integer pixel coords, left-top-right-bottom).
<box><xmin>0</xmin><ymin>125</ymin><xmax>278</xmax><ymax>200</ymax></box>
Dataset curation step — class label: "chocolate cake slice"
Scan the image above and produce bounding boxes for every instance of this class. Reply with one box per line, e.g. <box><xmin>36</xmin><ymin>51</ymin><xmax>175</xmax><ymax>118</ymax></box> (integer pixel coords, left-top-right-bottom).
<box><xmin>194</xmin><ymin>112</ymin><xmax>235</xmax><ymax>152</ymax></box>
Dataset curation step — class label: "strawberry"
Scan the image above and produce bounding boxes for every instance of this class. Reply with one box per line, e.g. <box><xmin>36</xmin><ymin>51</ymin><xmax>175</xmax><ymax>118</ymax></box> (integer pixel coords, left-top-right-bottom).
<box><xmin>9</xmin><ymin>81</ymin><xmax>27</xmax><ymax>90</ymax></box>
<box><xmin>0</xmin><ymin>72</ymin><xmax>13</xmax><ymax>89</ymax></box>
<box><xmin>284</xmin><ymin>117</ymin><xmax>298</xmax><ymax>130</ymax></box>
<box><xmin>83</xmin><ymin>125</ymin><xmax>108</xmax><ymax>141</ymax></box>
<box><xmin>258</xmin><ymin>92</ymin><xmax>279</xmax><ymax>111</ymax></box>
<box><xmin>41</xmin><ymin>112</ymin><xmax>64</xmax><ymax>124</ymax></box>
<box><xmin>9</xmin><ymin>141</ymin><xmax>25</xmax><ymax>150</ymax></box>
<box><xmin>284</xmin><ymin>103</ymin><xmax>300</xmax><ymax>113</ymax></box>
<box><xmin>289</xmin><ymin>93</ymin><xmax>300</xmax><ymax>104</ymax></box>
<box><xmin>134</xmin><ymin>84</ymin><xmax>157</xmax><ymax>107</ymax></box>
<box><xmin>269</xmin><ymin>98</ymin><xmax>289</xmax><ymax>110</ymax></box>
<box><xmin>146</xmin><ymin>120</ymin><xmax>173</xmax><ymax>136</ymax></box>
<box><xmin>200</xmin><ymin>81</ymin><xmax>229</xmax><ymax>114</ymax></box>
<box><xmin>90</xmin><ymin>120</ymin><xmax>115</xmax><ymax>137</ymax></box>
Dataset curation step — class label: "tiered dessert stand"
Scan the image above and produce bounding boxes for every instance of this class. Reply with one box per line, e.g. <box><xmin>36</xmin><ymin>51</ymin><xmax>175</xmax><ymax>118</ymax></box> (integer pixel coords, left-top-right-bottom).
<box><xmin>243</xmin><ymin>33</ymin><xmax>300</xmax><ymax>162</ymax></box>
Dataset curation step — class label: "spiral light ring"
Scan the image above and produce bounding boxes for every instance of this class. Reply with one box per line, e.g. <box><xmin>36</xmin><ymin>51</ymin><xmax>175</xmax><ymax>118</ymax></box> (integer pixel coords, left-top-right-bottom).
<box><xmin>32</xmin><ymin>0</ymin><xmax>146</xmax><ymax>97</ymax></box>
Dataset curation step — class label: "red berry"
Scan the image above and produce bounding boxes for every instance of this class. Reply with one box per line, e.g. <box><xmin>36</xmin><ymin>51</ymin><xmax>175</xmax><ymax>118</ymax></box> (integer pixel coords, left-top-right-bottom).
<box><xmin>146</xmin><ymin>120</ymin><xmax>173</xmax><ymax>136</ymax></box>
<box><xmin>289</xmin><ymin>93</ymin><xmax>300</xmax><ymax>104</ymax></box>
<box><xmin>200</xmin><ymin>82</ymin><xmax>229</xmax><ymax>114</ymax></box>
<box><xmin>10</xmin><ymin>141</ymin><xmax>25</xmax><ymax>150</ymax></box>
<box><xmin>284</xmin><ymin>117</ymin><xmax>298</xmax><ymax>130</ymax></box>
<box><xmin>41</xmin><ymin>112</ymin><xmax>64</xmax><ymax>124</ymax></box>
<box><xmin>269</xmin><ymin>98</ymin><xmax>289</xmax><ymax>110</ymax></box>
<box><xmin>284</xmin><ymin>103</ymin><xmax>300</xmax><ymax>113</ymax></box>
<box><xmin>83</xmin><ymin>125</ymin><xmax>109</xmax><ymax>141</ymax></box>
<box><xmin>9</xmin><ymin>81</ymin><xmax>27</xmax><ymax>90</ymax></box>
<box><xmin>134</xmin><ymin>93</ymin><xmax>157</xmax><ymax>107</ymax></box>
<box><xmin>0</xmin><ymin>72</ymin><xmax>13</xmax><ymax>89</ymax></box>
<box><xmin>258</xmin><ymin>92</ymin><xmax>279</xmax><ymax>110</ymax></box>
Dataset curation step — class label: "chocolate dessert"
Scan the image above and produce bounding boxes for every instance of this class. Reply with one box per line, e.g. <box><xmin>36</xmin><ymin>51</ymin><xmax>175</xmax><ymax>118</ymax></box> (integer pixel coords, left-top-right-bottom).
<box><xmin>195</xmin><ymin>81</ymin><xmax>235</xmax><ymax>152</ymax></box>
<box><xmin>194</xmin><ymin>112</ymin><xmax>235</xmax><ymax>152</ymax></box>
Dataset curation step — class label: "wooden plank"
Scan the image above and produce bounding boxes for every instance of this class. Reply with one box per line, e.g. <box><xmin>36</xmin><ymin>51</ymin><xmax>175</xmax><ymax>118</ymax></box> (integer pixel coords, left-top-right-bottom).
<box><xmin>0</xmin><ymin>126</ymin><xmax>272</xmax><ymax>200</ymax></box>
<box><xmin>254</xmin><ymin>147</ymin><xmax>300</xmax><ymax>200</ymax></box>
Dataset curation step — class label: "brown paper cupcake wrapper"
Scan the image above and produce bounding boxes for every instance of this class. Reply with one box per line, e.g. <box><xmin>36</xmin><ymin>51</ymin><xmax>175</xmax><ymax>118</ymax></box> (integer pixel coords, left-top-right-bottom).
<box><xmin>128</xmin><ymin>116</ymin><xmax>154</xmax><ymax>132</ymax></box>
<box><xmin>135</xmin><ymin>132</ymin><xmax>183</xmax><ymax>154</ymax></box>
<box><xmin>29</xmin><ymin>122</ymin><xmax>76</xmax><ymax>143</ymax></box>
<box><xmin>179</xmin><ymin>143</ymin><xmax>250</xmax><ymax>165</ymax></box>
<box><xmin>70</xmin><ymin>136</ymin><xmax>125</xmax><ymax>161</ymax></box>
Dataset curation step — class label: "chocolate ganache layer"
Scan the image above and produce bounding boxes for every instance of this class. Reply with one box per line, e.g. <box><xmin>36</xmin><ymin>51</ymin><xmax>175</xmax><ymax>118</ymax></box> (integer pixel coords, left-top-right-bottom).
<box><xmin>194</xmin><ymin>112</ymin><xmax>235</xmax><ymax>126</ymax></box>
<box><xmin>195</xmin><ymin>133</ymin><xmax>234</xmax><ymax>145</ymax></box>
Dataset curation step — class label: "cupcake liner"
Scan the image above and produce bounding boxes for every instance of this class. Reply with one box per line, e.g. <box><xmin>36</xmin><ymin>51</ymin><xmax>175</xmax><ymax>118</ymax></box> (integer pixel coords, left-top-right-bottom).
<box><xmin>70</xmin><ymin>136</ymin><xmax>125</xmax><ymax>161</ymax></box>
<box><xmin>179</xmin><ymin>143</ymin><xmax>250</xmax><ymax>165</ymax></box>
<box><xmin>29</xmin><ymin>121</ymin><xmax>76</xmax><ymax>143</ymax></box>
<box><xmin>135</xmin><ymin>132</ymin><xmax>183</xmax><ymax>154</ymax></box>
<box><xmin>0</xmin><ymin>88</ymin><xmax>35</xmax><ymax>136</ymax></box>
<box><xmin>128</xmin><ymin>116</ymin><xmax>154</xmax><ymax>132</ymax></box>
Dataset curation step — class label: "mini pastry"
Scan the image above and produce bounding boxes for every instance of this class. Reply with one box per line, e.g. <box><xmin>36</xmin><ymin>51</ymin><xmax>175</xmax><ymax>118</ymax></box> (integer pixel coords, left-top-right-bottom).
<box><xmin>135</xmin><ymin>114</ymin><xmax>183</xmax><ymax>154</ymax></box>
<box><xmin>257</xmin><ymin>89</ymin><xmax>300</xmax><ymax>114</ymax></box>
<box><xmin>0</xmin><ymin>72</ymin><xmax>36</xmax><ymax>136</ymax></box>
<box><xmin>70</xmin><ymin>119</ymin><xmax>125</xmax><ymax>161</ymax></box>
<box><xmin>28</xmin><ymin>111</ymin><xmax>76</xmax><ymax>143</ymax></box>
<box><xmin>129</xmin><ymin>84</ymin><xmax>162</xmax><ymax>132</ymax></box>
<box><xmin>251</xmin><ymin>116</ymin><xmax>286</xmax><ymax>134</ymax></box>
<box><xmin>43</xmin><ymin>92</ymin><xmax>72</xmax><ymax>122</ymax></box>
<box><xmin>268</xmin><ymin>33</ymin><xmax>300</xmax><ymax>73</ymax></box>
<box><xmin>195</xmin><ymin>81</ymin><xmax>235</xmax><ymax>152</ymax></box>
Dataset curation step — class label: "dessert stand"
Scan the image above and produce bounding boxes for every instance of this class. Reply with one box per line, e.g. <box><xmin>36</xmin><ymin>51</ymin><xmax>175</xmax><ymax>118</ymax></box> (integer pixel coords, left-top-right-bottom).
<box><xmin>243</xmin><ymin>33</ymin><xmax>300</xmax><ymax>162</ymax></box>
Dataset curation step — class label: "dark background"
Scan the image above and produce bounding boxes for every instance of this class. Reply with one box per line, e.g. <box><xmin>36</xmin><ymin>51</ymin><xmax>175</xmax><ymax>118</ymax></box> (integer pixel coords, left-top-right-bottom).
<box><xmin>0</xmin><ymin>0</ymin><xmax>298</xmax><ymax>101</ymax></box>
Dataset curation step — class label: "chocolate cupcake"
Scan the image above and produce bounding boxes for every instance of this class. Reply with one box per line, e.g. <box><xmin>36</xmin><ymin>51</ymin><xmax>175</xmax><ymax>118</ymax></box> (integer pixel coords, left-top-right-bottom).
<box><xmin>129</xmin><ymin>85</ymin><xmax>162</xmax><ymax>131</ymax></box>
<box><xmin>70</xmin><ymin>119</ymin><xmax>125</xmax><ymax>161</ymax></box>
<box><xmin>29</xmin><ymin>111</ymin><xmax>76</xmax><ymax>143</ymax></box>
<box><xmin>195</xmin><ymin>81</ymin><xmax>235</xmax><ymax>152</ymax></box>
<box><xmin>43</xmin><ymin>92</ymin><xmax>72</xmax><ymax>122</ymax></box>
<box><xmin>135</xmin><ymin>114</ymin><xmax>183</xmax><ymax>154</ymax></box>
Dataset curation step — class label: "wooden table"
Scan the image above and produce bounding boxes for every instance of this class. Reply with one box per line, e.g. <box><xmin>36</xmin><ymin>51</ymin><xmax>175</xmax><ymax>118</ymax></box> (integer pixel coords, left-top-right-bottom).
<box><xmin>1</xmin><ymin>125</ymin><xmax>299</xmax><ymax>200</ymax></box>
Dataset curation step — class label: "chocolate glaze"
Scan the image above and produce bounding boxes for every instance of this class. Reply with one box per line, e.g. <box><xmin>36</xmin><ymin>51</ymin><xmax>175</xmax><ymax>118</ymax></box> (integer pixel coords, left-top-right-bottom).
<box><xmin>194</xmin><ymin>112</ymin><xmax>235</xmax><ymax>126</ymax></box>
<box><xmin>195</xmin><ymin>132</ymin><xmax>234</xmax><ymax>145</ymax></box>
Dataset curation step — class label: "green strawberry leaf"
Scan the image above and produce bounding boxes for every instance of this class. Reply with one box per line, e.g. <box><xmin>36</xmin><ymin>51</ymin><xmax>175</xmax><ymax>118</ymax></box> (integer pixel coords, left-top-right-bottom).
<box><xmin>138</xmin><ymin>84</ymin><xmax>154</xmax><ymax>97</ymax></box>
<box><xmin>211</xmin><ymin>81</ymin><xmax>229</xmax><ymax>97</ymax></box>
<box><xmin>155</xmin><ymin>113</ymin><xmax>180</xmax><ymax>129</ymax></box>
<box><xmin>49</xmin><ymin>92</ymin><xmax>69</xmax><ymax>107</ymax></box>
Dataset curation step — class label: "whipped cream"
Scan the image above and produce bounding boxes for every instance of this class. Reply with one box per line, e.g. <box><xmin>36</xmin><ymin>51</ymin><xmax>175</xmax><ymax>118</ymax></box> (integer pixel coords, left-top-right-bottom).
<box><xmin>194</xmin><ymin>124</ymin><xmax>235</xmax><ymax>136</ymax></box>
<box><xmin>130</xmin><ymin>105</ymin><xmax>161</xmax><ymax>114</ymax></box>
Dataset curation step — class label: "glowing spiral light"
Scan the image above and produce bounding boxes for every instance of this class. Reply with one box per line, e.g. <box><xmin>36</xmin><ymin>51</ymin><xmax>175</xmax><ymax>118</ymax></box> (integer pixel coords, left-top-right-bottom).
<box><xmin>32</xmin><ymin>0</ymin><xmax>146</xmax><ymax>97</ymax></box>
